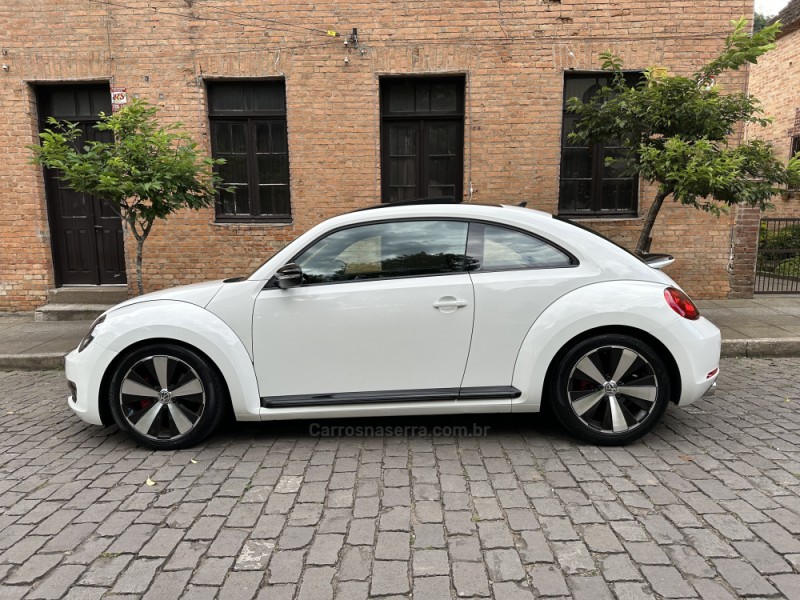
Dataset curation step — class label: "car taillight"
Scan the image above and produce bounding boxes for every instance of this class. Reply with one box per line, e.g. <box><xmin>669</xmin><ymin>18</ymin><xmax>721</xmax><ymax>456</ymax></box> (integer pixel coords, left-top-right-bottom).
<box><xmin>664</xmin><ymin>287</ymin><xmax>700</xmax><ymax>320</ymax></box>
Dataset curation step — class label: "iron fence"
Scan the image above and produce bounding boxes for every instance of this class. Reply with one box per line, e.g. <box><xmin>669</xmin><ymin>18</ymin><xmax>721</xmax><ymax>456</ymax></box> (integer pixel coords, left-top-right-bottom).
<box><xmin>756</xmin><ymin>218</ymin><xmax>800</xmax><ymax>293</ymax></box>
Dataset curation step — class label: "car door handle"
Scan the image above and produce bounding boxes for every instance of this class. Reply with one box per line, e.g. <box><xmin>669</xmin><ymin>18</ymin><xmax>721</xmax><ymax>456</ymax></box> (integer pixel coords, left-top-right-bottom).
<box><xmin>433</xmin><ymin>297</ymin><xmax>468</xmax><ymax>311</ymax></box>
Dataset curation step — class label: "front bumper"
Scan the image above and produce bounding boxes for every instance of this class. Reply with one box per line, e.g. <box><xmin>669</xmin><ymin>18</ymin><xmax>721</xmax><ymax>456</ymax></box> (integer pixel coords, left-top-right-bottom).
<box><xmin>65</xmin><ymin>340</ymin><xmax>119</xmax><ymax>426</ymax></box>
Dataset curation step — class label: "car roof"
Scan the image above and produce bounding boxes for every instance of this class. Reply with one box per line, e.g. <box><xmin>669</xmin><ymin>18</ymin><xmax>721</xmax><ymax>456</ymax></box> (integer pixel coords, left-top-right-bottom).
<box><xmin>353</xmin><ymin>198</ymin><xmax>506</xmax><ymax>211</ymax></box>
<box><xmin>335</xmin><ymin>202</ymin><xmax>555</xmax><ymax>226</ymax></box>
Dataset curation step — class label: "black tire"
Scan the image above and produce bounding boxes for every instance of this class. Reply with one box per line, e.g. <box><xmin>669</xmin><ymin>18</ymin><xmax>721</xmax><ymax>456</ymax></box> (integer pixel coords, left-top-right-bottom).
<box><xmin>108</xmin><ymin>343</ymin><xmax>225</xmax><ymax>450</ymax></box>
<box><xmin>549</xmin><ymin>334</ymin><xmax>671</xmax><ymax>445</ymax></box>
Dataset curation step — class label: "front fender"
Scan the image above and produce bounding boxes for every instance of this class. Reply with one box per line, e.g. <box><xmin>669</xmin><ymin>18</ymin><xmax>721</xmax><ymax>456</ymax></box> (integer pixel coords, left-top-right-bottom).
<box><xmin>94</xmin><ymin>300</ymin><xmax>261</xmax><ymax>421</ymax></box>
<box><xmin>511</xmin><ymin>280</ymin><xmax>679</xmax><ymax>412</ymax></box>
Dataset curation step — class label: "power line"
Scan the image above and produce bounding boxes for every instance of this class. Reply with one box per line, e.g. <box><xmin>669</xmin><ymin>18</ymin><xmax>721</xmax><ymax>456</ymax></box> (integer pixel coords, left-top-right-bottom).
<box><xmin>189</xmin><ymin>3</ymin><xmax>337</xmax><ymax>37</ymax></box>
<box><xmin>366</xmin><ymin>29</ymin><xmax>743</xmax><ymax>45</ymax></box>
<box><xmin>86</xmin><ymin>0</ymin><xmax>337</xmax><ymax>39</ymax></box>
<box><xmin>204</xmin><ymin>40</ymin><xmax>344</xmax><ymax>56</ymax></box>
<box><xmin>81</xmin><ymin>0</ymin><xmax>742</xmax><ymax>47</ymax></box>
<box><xmin>63</xmin><ymin>1</ymin><xmax>747</xmax><ymax>56</ymax></box>
<box><xmin>8</xmin><ymin>39</ymin><xmax>337</xmax><ymax>62</ymax></box>
<box><xmin>10</xmin><ymin>31</ymin><xmax>741</xmax><ymax>63</ymax></box>
<box><xmin>148</xmin><ymin>40</ymin><xmax>338</xmax><ymax>59</ymax></box>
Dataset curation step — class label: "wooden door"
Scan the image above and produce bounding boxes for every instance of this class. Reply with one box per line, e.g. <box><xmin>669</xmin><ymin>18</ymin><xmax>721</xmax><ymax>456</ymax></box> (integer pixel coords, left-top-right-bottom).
<box><xmin>37</xmin><ymin>84</ymin><xmax>127</xmax><ymax>286</ymax></box>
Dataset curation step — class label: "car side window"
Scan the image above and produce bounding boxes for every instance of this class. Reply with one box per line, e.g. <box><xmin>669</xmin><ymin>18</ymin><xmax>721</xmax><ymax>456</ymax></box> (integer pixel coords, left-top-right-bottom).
<box><xmin>468</xmin><ymin>223</ymin><xmax>574</xmax><ymax>271</ymax></box>
<box><xmin>295</xmin><ymin>220</ymin><xmax>469</xmax><ymax>284</ymax></box>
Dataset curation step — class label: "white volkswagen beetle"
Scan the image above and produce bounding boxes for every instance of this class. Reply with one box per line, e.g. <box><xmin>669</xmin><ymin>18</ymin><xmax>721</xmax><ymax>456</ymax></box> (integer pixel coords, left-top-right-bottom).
<box><xmin>66</xmin><ymin>202</ymin><xmax>720</xmax><ymax>449</ymax></box>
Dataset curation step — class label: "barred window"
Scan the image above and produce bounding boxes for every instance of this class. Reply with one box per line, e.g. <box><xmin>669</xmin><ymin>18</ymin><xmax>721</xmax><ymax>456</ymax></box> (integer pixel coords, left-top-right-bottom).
<box><xmin>208</xmin><ymin>81</ymin><xmax>290</xmax><ymax>222</ymax></box>
<box><xmin>559</xmin><ymin>73</ymin><xmax>641</xmax><ymax>217</ymax></box>
<box><xmin>380</xmin><ymin>77</ymin><xmax>465</xmax><ymax>203</ymax></box>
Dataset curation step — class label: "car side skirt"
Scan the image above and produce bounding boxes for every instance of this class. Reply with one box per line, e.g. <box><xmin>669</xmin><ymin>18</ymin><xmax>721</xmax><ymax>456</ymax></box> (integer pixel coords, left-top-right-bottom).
<box><xmin>261</xmin><ymin>386</ymin><xmax>522</xmax><ymax>408</ymax></box>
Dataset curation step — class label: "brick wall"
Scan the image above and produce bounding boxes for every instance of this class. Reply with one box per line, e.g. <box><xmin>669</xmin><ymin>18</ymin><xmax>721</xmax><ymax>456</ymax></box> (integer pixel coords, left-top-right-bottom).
<box><xmin>744</xmin><ymin>22</ymin><xmax>800</xmax><ymax>297</ymax></box>
<box><xmin>0</xmin><ymin>0</ymin><xmax>754</xmax><ymax>310</ymax></box>
<box><xmin>748</xmin><ymin>24</ymin><xmax>800</xmax><ymax>219</ymax></box>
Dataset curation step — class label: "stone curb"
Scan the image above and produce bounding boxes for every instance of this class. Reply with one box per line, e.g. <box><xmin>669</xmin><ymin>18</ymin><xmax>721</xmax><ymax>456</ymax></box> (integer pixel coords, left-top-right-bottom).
<box><xmin>0</xmin><ymin>353</ymin><xmax>66</xmax><ymax>371</ymax></box>
<box><xmin>721</xmin><ymin>338</ymin><xmax>800</xmax><ymax>358</ymax></box>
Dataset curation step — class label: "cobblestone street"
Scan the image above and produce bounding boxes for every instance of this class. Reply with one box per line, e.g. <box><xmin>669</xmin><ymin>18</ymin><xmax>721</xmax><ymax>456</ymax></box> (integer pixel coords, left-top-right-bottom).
<box><xmin>1</xmin><ymin>357</ymin><xmax>800</xmax><ymax>599</ymax></box>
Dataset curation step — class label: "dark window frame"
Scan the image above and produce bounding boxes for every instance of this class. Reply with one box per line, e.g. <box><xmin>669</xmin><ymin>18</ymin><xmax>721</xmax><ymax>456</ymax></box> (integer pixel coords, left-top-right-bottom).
<box><xmin>379</xmin><ymin>76</ymin><xmax>465</xmax><ymax>204</ymax></box>
<box><xmin>36</xmin><ymin>83</ymin><xmax>111</xmax><ymax>124</ymax></box>
<box><xmin>559</xmin><ymin>71</ymin><xmax>641</xmax><ymax>218</ymax></box>
<box><xmin>207</xmin><ymin>80</ymin><xmax>291</xmax><ymax>223</ymax></box>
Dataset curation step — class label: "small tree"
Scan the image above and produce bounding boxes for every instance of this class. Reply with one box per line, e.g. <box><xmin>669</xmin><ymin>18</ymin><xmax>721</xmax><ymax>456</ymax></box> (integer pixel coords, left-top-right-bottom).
<box><xmin>32</xmin><ymin>99</ymin><xmax>224</xmax><ymax>294</ymax></box>
<box><xmin>568</xmin><ymin>18</ymin><xmax>800</xmax><ymax>256</ymax></box>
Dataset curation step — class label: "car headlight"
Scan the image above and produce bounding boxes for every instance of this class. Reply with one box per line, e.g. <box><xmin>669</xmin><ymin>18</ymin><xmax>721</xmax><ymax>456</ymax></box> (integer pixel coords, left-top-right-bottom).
<box><xmin>78</xmin><ymin>314</ymin><xmax>107</xmax><ymax>353</ymax></box>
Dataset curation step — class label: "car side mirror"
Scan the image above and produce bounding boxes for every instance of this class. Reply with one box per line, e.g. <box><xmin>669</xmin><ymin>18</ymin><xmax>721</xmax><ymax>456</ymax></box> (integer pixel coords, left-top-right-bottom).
<box><xmin>275</xmin><ymin>263</ymin><xmax>303</xmax><ymax>289</ymax></box>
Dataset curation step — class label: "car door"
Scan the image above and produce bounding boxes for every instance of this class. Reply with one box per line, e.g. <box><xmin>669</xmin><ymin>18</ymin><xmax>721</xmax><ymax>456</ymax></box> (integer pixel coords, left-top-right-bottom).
<box><xmin>463</xmin><ymin>222</ymin><xmax>594</xmax><ymax>390</ymax></box>
<box><xmin>253</xmin><ymin>219</ymin><xmax>475</xmax><ymax>404</ymax></box>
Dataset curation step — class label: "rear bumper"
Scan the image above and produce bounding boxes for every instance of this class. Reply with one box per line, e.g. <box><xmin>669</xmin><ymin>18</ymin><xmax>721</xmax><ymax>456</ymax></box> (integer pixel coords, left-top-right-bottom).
<box><xmin>652</xmin><ymin>316</ymin><xmax>721</xmax><ymax>407</ymax></box>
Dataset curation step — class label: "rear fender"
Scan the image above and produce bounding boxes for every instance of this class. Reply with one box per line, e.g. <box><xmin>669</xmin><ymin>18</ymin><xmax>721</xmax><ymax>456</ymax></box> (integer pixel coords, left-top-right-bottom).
<box><xmin>511</xmin><ymin>281</ymin><xmax>678</xmax><ymax>412</ymax></box>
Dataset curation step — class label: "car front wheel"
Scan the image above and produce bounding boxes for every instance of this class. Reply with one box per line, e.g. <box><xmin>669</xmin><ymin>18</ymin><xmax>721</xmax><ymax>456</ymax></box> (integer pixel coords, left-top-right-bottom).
<box><xmin>108</xmin><ymin>343</ymin><xmax>225</xmax><ymax>450</ymax></box>
<box><xmin>550</xmin><ymin>334</ymin><xmax>671</xmax><ymax>445</ymax></box>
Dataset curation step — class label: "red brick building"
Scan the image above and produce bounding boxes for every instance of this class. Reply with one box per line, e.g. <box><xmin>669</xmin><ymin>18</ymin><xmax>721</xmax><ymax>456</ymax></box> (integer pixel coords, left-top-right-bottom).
<box><xmin>748</xmin><ymin>0</ymin><xmax>800</xmax><ymax>216</ymax></box>
<box><xmin>746</xmin><ymin>0</ymin><xmax>800</xmax><ymax>293</ymax></box>
<box><xmin>0</xmin><ymin>0</ymin><xmax>757</xmax><ymax>312</ymax></box>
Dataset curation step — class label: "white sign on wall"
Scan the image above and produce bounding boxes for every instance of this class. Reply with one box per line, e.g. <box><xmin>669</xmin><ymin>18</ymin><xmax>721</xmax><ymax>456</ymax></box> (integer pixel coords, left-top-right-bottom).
<box><xmin>111</xmin><ymin>87</ymin><xmax>127</xmax><ymax>112</ymax></box>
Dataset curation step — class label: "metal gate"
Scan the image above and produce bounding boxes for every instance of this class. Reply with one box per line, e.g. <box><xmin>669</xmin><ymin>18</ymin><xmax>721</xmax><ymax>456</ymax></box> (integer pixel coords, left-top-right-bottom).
<box><xmin>756</xmin><ymin>218</ymin><xmax>800</xmax><ymax>293</ymax></box>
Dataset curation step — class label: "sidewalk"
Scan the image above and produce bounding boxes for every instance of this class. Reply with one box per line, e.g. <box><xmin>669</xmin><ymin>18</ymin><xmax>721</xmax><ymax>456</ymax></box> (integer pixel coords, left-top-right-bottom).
<box><xmin>1</xmin><ymin>295</ymin><xmax>799</xmax><ymax>369</ymax></box>
<box><xmin>0</xmin><ymin>313</ymin><xmax>89</xmax><ymax>369</ymax></box>
<box><xmin>696</xmin><ymin>295</ymin><xmax>800</xmax><ymax>358</ymax></box>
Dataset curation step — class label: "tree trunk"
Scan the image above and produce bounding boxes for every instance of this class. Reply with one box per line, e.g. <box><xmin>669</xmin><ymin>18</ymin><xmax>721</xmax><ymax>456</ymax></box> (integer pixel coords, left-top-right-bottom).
<box><xmin>635</xmin><ymin>189</ymin><xmax>671</xmax><ymax>256</ymax></box>
<box><xmin>129</xmin><ymin>219</ymin><xmax>151</xmax><ymax>296</ymax></box>
<box><xmin>135</xmin><ymin>238</ymin><xmax>144</xmax><ymax>296</ymax></box>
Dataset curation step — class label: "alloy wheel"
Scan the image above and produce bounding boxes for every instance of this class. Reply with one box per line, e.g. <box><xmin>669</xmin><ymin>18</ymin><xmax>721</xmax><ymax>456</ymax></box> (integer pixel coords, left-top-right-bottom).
<box><xmin>566</xmin><ymin>345</ymin><xmax>659</xmax><ymax>434</ymax></box>
<box><xmin>118</xmin><ymin>354</ymin><xmax>206</xmax><ymax>441</ymax></box>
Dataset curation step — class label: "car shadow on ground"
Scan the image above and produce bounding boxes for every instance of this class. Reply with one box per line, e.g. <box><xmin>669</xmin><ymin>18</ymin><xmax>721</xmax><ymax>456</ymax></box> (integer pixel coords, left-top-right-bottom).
<box><xmin>90</xmin><ymin>402</ymin><xmax>691</xmax><ymax>451</ymax></box>
<box><xmin>213</xmin><ymin>408</ymin><xmax>568</xmax><ymax>446</ymax></box>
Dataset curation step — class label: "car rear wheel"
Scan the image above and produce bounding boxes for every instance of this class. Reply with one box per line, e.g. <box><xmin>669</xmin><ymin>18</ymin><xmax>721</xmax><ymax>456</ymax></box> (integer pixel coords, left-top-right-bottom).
<box><xmin>550</xmin><ymin>334</ymin><xmax>671</xmax><ymax>445</ymax></box>
<box><xmin>108</xmin><ymin>344</ymin><xmax>225</xmax><ymax>450</ymax></box>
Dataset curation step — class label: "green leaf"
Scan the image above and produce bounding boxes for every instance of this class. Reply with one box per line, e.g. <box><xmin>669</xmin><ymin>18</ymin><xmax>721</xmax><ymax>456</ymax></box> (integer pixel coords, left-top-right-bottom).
<box><xmin>566</xmin><ymin>16</ymin><xmax>793</xmax><ymax>253</ymax></box>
